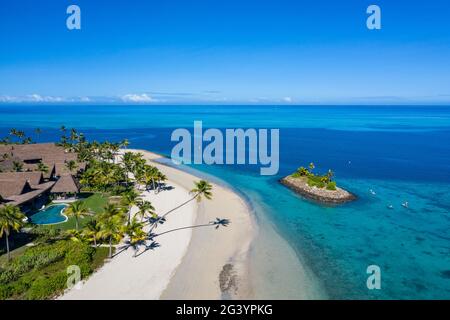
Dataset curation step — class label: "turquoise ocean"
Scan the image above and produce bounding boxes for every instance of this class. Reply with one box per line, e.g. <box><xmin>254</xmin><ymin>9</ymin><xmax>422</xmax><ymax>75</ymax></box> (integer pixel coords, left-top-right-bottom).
<box><xmin>1</xmin><ymin>105</ymin><xmax>449</xmax><ymax>299</ymax></box>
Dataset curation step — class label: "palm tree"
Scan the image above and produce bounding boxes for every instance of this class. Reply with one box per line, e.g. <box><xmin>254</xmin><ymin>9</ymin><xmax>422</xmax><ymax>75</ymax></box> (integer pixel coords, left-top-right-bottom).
<box><xmin>123</xmin><ymin>217</ymin><xmax>147</xmax><ymax>257</ymax></box>
<box><xmin>120</xmin><ymin>190</ymin><xmax>140</xmax><ymax>224</ymax></box>
<box><xmin>149</xmin><ymin>180</ymin><xmax>213</xmax><ymax>230</ymax></box>
<box><xmin>83</xmin><ymin>219</ymin><xmax>101</xmax><ymax>246</ymax></box>
<box><xmin>9</xmin><ymin>128</ymin><xmax>18</xmax><ymax>137</ymax></box>
<box><xmin>136</xmin><ymin>200</ymin><xmax>155</xmax><ymax>221</ymax></box>
<box><xmin>65</xmin><ymin>201</ymin><xmax>91</xmax><ymax>231</ymax></box>
<box><xmin>141</xmin><ymin>165</ymin><xmax>159</xmax><ymax>192</ymax></box>
<box><xmin>98</xmin><ymin>213</ymin><xmax>124</xmax><ymax>258</ymax></box>
<box><xmin>70</xmin><ymin>128</ymin><xmax>78</xmax><ymax>144</ymax></box>
<box><xmin>297</xmin><ymin>166</ymin><xmax>309</xmax><ymax>176</ymax></box>
<box><xmin>101</xmin><ymin>203</ymin><xmax>124</xmax><ymax>220</ymax></box>
<box><xmin>156</xmin><ymin>172</ymin><xmax>167</xmax><ymax>193</ymax></box>
<box><xmin>326</xmin><ymin>169</ymin><xmax>334</xmax><ymax>183</ymax></box>
<box><xmin>37</xmin><ymin>161</ymin><xmax>49</xmax><ymax>174</ymax></box>
<box><xmin>309</xmin><ymin>162</ymin><xmax>315</xmax><ymax>172</ymax></box>
<box><xmin>34</xmin><ymin>128</ymin><xmax>42</xmax><ymax>142</ymax></box>
<box><xmin>12</xmin><ymin>161</ymin><xmax>23</xmax><ymax>172</ymax></box>
<box><xmin>0</xmin><ymin>205</ymin><xmax>26</xmax><ymax>261</ymax></box>
<box><xmin>16</xmin><ymin>131</ymin><xmax>25</xmax><ymax>140</ymax></box>
<box><xmin>65</xmin><ymin>160</ymin><xmax>77</xmax><ymax>173</ymax></box>
<box><xmin>122</xmin><ymin>152</ymin><xmax>136</xmax><ymax>185</ymax></box>
<box><xmin>120</xmin><ymin>139</ymin><xmax>129</xmax><ymax>150</ymax></box>
<box><xmin>21</xmin><ymin>137</ymin><xmax>32</xmax><ymax>144</ymax></box>
<box><xmin>190</xmin><ymin>180</ymin><xmax>213</xmax><ymax>202</ymax></box>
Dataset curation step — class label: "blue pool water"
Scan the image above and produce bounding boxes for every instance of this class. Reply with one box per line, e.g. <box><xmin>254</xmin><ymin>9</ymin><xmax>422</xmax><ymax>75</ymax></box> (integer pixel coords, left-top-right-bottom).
<box><xmin>1</xmin><ymin>105</ymin><xmax>450</xmax><ymax>299</ymax></box>
<box><xmin>28</xmin><ymin>204</ymin><xmax>67</xmax><ymax>225</ymax></box>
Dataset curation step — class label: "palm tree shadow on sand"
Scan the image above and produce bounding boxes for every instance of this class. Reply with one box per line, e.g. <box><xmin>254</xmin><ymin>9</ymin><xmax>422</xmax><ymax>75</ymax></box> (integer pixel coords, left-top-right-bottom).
<box><xmin>132</xmin><ymin>218</ymin><xmax>231</xmax><ymax>258</ymax></box>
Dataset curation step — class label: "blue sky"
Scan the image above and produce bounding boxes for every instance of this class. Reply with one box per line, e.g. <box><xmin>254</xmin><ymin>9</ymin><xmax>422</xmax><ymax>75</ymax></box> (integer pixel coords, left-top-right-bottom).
<box><xmin>0</xmin><ymin>0</ymin><xmax>449</xmax><ymax>104</ymax></box>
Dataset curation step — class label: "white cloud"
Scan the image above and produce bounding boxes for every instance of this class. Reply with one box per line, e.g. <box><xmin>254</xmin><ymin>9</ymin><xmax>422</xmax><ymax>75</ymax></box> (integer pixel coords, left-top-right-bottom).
<box><xmin>0</xmin><ymin>95</ymin><xmax>19</xmax><ymax>103</ymax></box>
<box><xmin>282</xmin><ymin>96</ymin><xmax>293</xmax><ymax>103</ymax></box>
<box><xmin>121</xmin><ymin>93</ymin><xmax>157</xmax><ymax>103</ymax></box>
<box><xmin>27</xmin><ymin>94</ymin><xmax>65</xmax><ymax>102</ymax></box>
<box><xmin>78</xmin><ymin>96</ymin><xmax>91</xmax><ymax>102</ymax></box>
<box><xmin>0</xmin><ymin>94</ymin><xmax>95</xmax><ymax>103</ymax></box>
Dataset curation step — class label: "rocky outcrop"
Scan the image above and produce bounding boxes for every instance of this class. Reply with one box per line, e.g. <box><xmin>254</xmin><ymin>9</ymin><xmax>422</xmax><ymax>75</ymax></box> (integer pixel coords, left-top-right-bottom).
<box><xmin>280</xmin><ymin>176</ymin><xmax>356</xmax><ymax>204</ymax></box>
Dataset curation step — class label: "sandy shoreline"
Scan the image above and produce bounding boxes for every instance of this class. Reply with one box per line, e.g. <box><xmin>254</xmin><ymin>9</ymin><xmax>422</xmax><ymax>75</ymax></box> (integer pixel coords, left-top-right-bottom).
<box><xmin>61</xmin><ymin>148</ymin><xmax>255</xmax><ymax>299</ymax></box>
<box><xmin>136</xmin><ymin>149</ymin><xmax>256</xmax><ymax>299</ymax></box>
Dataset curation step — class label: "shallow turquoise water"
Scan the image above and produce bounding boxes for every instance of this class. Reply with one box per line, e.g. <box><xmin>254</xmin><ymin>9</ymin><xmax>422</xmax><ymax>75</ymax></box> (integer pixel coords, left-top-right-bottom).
<box><xmin>1</xmin><ymin>105</ymin><xmax>449</xmax><ymax>298</ymax></box>
<box><xmin>29</xmin><ymin>204</ymin><xmax>67</xmax><ymax>225</ymax></box>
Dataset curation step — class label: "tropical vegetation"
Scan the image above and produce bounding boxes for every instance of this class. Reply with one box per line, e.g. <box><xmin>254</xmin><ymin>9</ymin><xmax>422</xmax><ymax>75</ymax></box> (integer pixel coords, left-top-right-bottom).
<box><xmin>292</xmin><ymin>162</ymin><xmax>337</xmax><ymax>190</ymax></box>
<box><xmin>0</xmin><ymin>126</ymin><xmax>228</xmax><ymax>299</ymax></box>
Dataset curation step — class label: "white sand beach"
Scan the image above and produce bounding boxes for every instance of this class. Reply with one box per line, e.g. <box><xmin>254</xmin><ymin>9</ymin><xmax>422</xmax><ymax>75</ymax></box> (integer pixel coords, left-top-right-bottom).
<box><xmin>61</xmin><ymin>149</ymin><xmax>255</xmax><ymax>300</ymax></box>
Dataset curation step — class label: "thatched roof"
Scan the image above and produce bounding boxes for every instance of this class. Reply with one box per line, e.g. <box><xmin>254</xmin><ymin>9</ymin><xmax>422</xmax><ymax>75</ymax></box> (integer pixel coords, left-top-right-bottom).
<box><xmin>0</xmin><ymin>172</ymin><xmax>56</xmax><ymax>206</ymax></box>
<box><xmin>0</xmin><ymin>143</ymin><xmax>85</xmax><ymax>176</ymax></box>
<box><xmin>0</xmin><ymin>156</ymin><xmax>23</xmax><ymax>172</ymax></box>
<box><xmin>0</xmin><ymin>143</ymin><xmax>76</xmax><ymax>162</ymax></box>
<box><xmin>0</xmin><ymin>179</ymin><xmax>32</xmax><ymax>199</ymax></box>
<box><xmin>4</xmin><ymin>181</ymin><xmax>55</xmax><ymax>206</ymax></box>
<box><xmin>51</xmin><ymin>175</ymin><xmax>80</xmax><ymax>194</ymax></box>
<box><xmin>0</xmin><ymin>171</ymin><xmax>44</xmax><ymax>186</ymax></box>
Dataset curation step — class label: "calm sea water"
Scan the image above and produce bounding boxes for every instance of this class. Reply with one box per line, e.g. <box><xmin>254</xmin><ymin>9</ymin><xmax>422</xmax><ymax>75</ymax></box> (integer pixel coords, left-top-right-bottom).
<box><xmin>1</xmin><ymin>105</ymin><xmax>449</xmax><ymax>299</ymax></box>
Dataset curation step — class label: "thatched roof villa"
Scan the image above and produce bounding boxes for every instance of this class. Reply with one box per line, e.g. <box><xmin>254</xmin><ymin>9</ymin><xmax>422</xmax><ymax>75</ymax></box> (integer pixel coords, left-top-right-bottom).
<box><xmin>0</xmin><ymin>143</ymin><xmax>86</xmax><ymax>211</ymax></box>
<box><xmin>0</xmin><ymin>172</ymin><xmax>55</xmax><ymax>210</ymax></box>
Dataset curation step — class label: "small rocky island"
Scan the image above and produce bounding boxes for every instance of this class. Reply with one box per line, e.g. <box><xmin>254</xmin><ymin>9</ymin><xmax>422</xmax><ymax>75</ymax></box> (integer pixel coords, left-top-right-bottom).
<box><xmin>280</xmin><ymin>163</ymin><xmax>356</xmax><ymax>204</ymax></box>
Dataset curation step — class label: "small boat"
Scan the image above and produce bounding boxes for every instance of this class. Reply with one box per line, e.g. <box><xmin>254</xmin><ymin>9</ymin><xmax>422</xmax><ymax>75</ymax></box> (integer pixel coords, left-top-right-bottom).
<box><xmin>370</xmin><ymin>189</ymin><xmax>376</xmax><ymax>195</ymax></box>
<box><xmin>402</xmin><ymin>201</ymin><xmax>409</xmax><ymax>208</ymax></box>
<box><xmin>387</xmin><ymin>204</ymin><xmax>394</xmax><ymax>209</ymax></box>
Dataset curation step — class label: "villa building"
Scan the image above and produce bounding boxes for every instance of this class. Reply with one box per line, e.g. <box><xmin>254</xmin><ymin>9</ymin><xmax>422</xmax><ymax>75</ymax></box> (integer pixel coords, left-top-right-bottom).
<box><xmin>0</xmin><ymin>143</ymin><xmax>85</xmax><ymax>212</ymax></box>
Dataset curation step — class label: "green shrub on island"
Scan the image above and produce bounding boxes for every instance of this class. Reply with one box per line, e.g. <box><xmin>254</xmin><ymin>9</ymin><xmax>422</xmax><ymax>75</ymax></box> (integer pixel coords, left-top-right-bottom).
<box><xmin>326</xmin><ymin>181</ymin><xmax>337</xmax><ymax>190</ymax></box>
<box><xmin>291</xmin><ymin>163</ymin><xmax>337</xmax><ymax>190</ymax></box>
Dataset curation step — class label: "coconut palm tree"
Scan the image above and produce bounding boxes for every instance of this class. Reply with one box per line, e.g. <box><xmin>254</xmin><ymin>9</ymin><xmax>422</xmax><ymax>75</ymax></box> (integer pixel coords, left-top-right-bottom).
<box><xmin>120</xmin><ymin>139</ymin><xmax>129</xmax><ymax>150</ymax></box>
<box><xmin>156</xmin><ymin>171</ymin><xmax>167</xmax><ymax>193</ymax></box>
<box><xmin>65</xmin><ymin>201</ymin><xmax>91</xmax><ymax>231</ymax></box>
<box><xmin>70</xmin><ymin>128</ymin><xmax>78</xmax><ymax>144</ymax></box>
<box><xmin>123</xmin><ymin>217</ymin><xmax>147</xmax><ymax>257</ymax></box>
<box><xmin>101</xmin><ymin>203</ymin><xmax>124</xmax><ymax>220</ymax></box>
<box><xmin>0</xmin><ymin>205</ymin><xmax>26</xmax><ymax>261</ymax></box>
<box><xmin>149</xmin><ymin>180</ymin><xmax>213</xmax><ymax>231</ymax></box>
<box><xmin>9</xmin><ymin>128</ymin><xmax>18</xmax><ymax>137</ymax></box>
<box><xmin>98</xmin><ymin>213</ymin><xmax>124</xmax><ymax>258</ymax></box>
<box><xmin>120</xmin><ymin>190</ymin><xmax>141</xmax><ymax>224</ymax></box>
<box><xmin>141</xmin><ymin>165</ymin><xmax>159</xmax><ymax>192</ymax></box>
<box><xmin>190</xmin><ymin>180</ymin><xmax>213</xmax><ymax>202</ymax></box>
<box><xmin>297</xmin><ymin>166</ymin><xmax>309</xmax><ymax>176</ymax></box>
<box><xmin>83</xmin><ymin>219</ymin><xmax>101</xmax><ymax>246</ymax></box>
<box><xmin>21</xmin><ymin>137</ymin><xmax>32</xmax><ymax>144</ymax></box>
<box><xmin>37</xmin><ymin>161</ymin><xmax>49</xmax><ymax>174</ymax></box>
<box><xmin>12</xmin><ymin>161</ymin><xmax>23</xmax><ymax>172</ymax></box>
<box><xmin>309</xmin><ymin>162</ymin><xmax>315</xmax><ymax>172</ymax></box>
<box><xmin>326</xmin><ymin>169</ymin><xmax>334</xmax><ymax>183</ymax></box>
<box><xmin>65</xmin><ymin>160</ymin><xmax>78</xmax><ymax>173</ymax></box>
<box><xmin>136</xmin><ymin>200</ymin><xmax>155</xmax><ymax>222</ymax></box>
<box><xmin>122</xmin><ymin>152</ymin><xmax>136</xmax><ymax>185</ymax></box>
<box><xmin>34</xmin><ymin>128</ymin><xmax>42</xmax><ymax>142</ymax></box>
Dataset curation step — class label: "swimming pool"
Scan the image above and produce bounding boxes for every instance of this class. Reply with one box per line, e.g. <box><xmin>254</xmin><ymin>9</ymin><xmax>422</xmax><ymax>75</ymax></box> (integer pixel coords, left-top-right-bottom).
<box><xmin>28</xmin><ymin>204</ymin><xmax>68</xmax><ymax>225</ymax></box>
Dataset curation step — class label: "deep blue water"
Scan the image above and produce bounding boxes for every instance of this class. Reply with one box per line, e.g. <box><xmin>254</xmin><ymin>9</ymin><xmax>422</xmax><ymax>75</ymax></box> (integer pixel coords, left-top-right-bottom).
<box><xmin>28</xmin><ymin>204</ymin><xmax>67</xmax><ymax>225</ymax></box>
<box><xmin>1</xmin><ymin>105</ymin><xmax>450</xmax><ymax>299</ymax></box>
